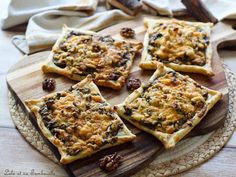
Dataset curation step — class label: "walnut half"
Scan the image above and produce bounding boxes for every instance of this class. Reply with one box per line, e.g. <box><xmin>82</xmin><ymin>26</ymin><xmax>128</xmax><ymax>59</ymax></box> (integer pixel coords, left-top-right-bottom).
<box><xmin>99</xmin><ymin>152</ymin><xmax>122</xmax><ymax>171</ymax></box>
<box><xmin>120</xmin><ymin>28</ymin><xmax>135</xmax><ymax>38</ymax></box>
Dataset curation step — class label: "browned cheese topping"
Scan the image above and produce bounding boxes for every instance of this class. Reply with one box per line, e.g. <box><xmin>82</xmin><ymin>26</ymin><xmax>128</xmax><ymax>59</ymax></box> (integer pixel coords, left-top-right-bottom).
<box><xmin>148</xmin><ymin>21</ymin><xmax>210</xmax><ymax>66</ymax></box>
<box><xmin>39</xmin><ymin>86</ymin><xmax>124</xmax><ymax>156</ymax></box>
<box><xmin>124</xmin><ymin>71</ymin><xmax>208</xmax><ymax>134</ymax></box>
<box><xmin>53</xmin><ymin>31</ymin><xmax>137</xmax><ymax>82</ymax></box>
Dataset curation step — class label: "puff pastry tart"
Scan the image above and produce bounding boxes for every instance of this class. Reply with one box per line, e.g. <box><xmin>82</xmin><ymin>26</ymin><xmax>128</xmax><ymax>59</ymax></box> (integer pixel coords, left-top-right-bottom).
<box><xmin>42</xmin><ymin>26</ymin><xmax>142</xmax><ymax>90</ymax></box>
<box><xmin>25</xmin><ymin>76</ymin><xmax>135</xmax><ymax>164</ymax></box>
<box><xmin>139</xmin><ymin>18</ymin><xmax>214</xmax><ymax>76</ymax></box>
<box><xmin>115</xmin><ymin>64</ymin><xmax>222</xmax><ymax>149</ymax></box>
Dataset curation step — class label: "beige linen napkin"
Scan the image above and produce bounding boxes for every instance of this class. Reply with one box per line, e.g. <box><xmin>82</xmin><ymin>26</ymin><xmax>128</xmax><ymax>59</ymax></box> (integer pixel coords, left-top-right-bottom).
<box><xmin>1</xmin><ymin>0</ymin><xmax>98</xmax><ymax>29</ymax></box>
<box><xmin>142</xmin><ymin>0</ymin><xmax>236</xmax><ymax>19</ymax></box>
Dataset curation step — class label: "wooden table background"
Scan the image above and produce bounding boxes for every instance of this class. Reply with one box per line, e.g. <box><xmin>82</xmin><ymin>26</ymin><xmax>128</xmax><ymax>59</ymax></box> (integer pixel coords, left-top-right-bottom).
<box><xmin>0</xmin><ymin>0</ymin><xmax>236</xmax><ymax>176</ymax></box>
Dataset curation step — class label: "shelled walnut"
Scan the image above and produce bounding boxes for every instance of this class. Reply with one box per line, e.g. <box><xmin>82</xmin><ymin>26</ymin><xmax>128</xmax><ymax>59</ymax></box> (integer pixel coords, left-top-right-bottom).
<box><xmin>126</xmin><ymin>77</ymin><xmax>141</xmax><ymax>91</ymax></box>
<box><xmin>42</xmin><ymin>78</ymin><xmax>56</xmax><ymax>91</ymax></box>
<box><xmin>120</xmin><ymin>28</ymin><xmax>135</xmax><ymax>38</ymax></box>
<box><xmin>99</xmin><ymin>153</ymin><xmax>122</xmax><ymax>171</ymax></box>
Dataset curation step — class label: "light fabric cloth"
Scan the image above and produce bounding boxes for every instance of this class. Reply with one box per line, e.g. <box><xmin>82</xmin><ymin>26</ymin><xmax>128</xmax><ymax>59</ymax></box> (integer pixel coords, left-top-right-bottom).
<box><xmin>142</xmin><ymin>0</ymin><xmax>236</xmax><ymax>19</ymax></box>
<box><xmin>142</xmin><ymin>0</ymin><xmax>186</xmax><ymax>16</ymax></box>
<box><xmin>2</xmin><ymin>0</ymin><xmax>236</xmax><ymax>54</ymax></box>
<box><xmin>1</xmin><ymin>0</ymin><xmax>98</xmax><ymax>29</ymax></box>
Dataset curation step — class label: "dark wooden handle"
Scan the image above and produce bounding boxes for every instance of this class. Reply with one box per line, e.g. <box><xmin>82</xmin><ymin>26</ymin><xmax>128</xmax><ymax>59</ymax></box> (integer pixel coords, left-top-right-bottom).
<box><xmin>217</xmin><ymin>36</ymin><xmax>236</xmax><ymax>50</ymax></box>
<box><xmin>213</xmin><ymin>30</ymin><xmax>236</xmax><ymax>50</ymax></box>
<box><xmin>181</xmin><ymin>0</ymin><xmax>218</xmax><ymax>24</ymax></box>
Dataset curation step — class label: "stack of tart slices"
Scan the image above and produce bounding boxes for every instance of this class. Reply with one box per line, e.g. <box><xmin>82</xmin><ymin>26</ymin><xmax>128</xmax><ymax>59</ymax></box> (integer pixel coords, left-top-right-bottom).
<box><xmin>25</xmin><ymin>18</ymin><xmax>222</xmax><ymax>164</ymax></box>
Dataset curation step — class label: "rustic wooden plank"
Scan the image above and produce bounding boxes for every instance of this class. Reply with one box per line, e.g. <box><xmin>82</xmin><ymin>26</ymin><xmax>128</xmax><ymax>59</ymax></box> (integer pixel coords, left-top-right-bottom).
<box><xmin>0</xmin><ymin>27</ymin><xmax>24</xmax><ymax>127</ymax></box>
<box><xmin>219</xmin><ymin>50</ymin><xmax>236</xmax><ymax>75</ymax></box>
<box><xmin>0</xmin><ymin>75</ymin><xmax>15</xmax><ymax>128</ymax></box>
<box><xmin>0</xmin><ymin>127</ymin><xmax>67</xmax><ymax>177</ymax></box>
<box><xmin>225</xmin><ymin>131</ymin><xmax>236</xmax><ymax>148</ymax></box>
<box><xmin>0</xmin><ymin>30</ymin><xmax>23</xmax><ymax>74</ymax></box>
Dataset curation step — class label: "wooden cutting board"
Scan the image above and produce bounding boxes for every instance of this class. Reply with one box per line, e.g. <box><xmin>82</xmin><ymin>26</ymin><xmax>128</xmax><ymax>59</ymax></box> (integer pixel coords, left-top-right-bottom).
<box><xmin>6</xmin><ymin>16</ymin><xmax>236</xmax><ymax>177</ymax></box>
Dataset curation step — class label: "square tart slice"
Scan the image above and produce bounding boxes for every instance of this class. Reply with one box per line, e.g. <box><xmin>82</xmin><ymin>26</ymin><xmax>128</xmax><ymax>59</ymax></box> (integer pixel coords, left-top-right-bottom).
<box><xmin>139</xmin><ymin>18</ymin><xmax>214</xmax><ymax>76</ymax></box>
<box><xmin>25</xmin><ymin>76</ymin><xmax>135</xmax><ymax>164</ymax></box>
<box><xmin>42</xmin><ymin>26</ymin><xmax>143</xmax><ymax>90</ymax></box>
<box><xmin>115</xmin><ymin>64</ymin><xmax>222</xmax><ymax>149</ymax></box>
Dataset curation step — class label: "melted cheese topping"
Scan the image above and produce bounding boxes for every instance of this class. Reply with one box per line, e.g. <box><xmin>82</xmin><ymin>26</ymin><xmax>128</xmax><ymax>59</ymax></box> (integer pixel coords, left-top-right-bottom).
<box><xmin>53</xmin><ymin>31</ymin><xmax>137</xmax><ymax>83</ymax></box>
<box><xmin>125</xmin><ymin>71</ymin><xmax>208</xmax><ymax>134</ymax></box>
<box><xmin>148</xmin><ymin>21</ymin><xmax>210</xmax><ymax>66</ymax></box>
<box><xmin>39</xmin><ymin>86</ymin><xmax>124</xmax><ymax>156</ymax></box>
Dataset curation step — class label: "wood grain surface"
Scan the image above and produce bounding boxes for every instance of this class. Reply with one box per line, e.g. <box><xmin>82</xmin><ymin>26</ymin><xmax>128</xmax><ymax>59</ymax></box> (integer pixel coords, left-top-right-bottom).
<box><xmin>5</xmin><ymin>16</ymin><xmax>236</xmax><ymax>177</ymax></box>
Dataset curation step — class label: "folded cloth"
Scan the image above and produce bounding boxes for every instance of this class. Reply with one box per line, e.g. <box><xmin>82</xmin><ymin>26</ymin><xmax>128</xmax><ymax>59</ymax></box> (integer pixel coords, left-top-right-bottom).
<box><xmin>1</xmin><ymin>0</ymin><xmax>98</xmax><ymax>29</ymax></box>
<box><xmin>142</xmin><ymin>0</ymin><xmax>236</xmax><ymax>19</ymax></box>
<box><xmin>142</xmin><ymin>0</ymin><xmax>173</xmax><ymax>16</ymax></box>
